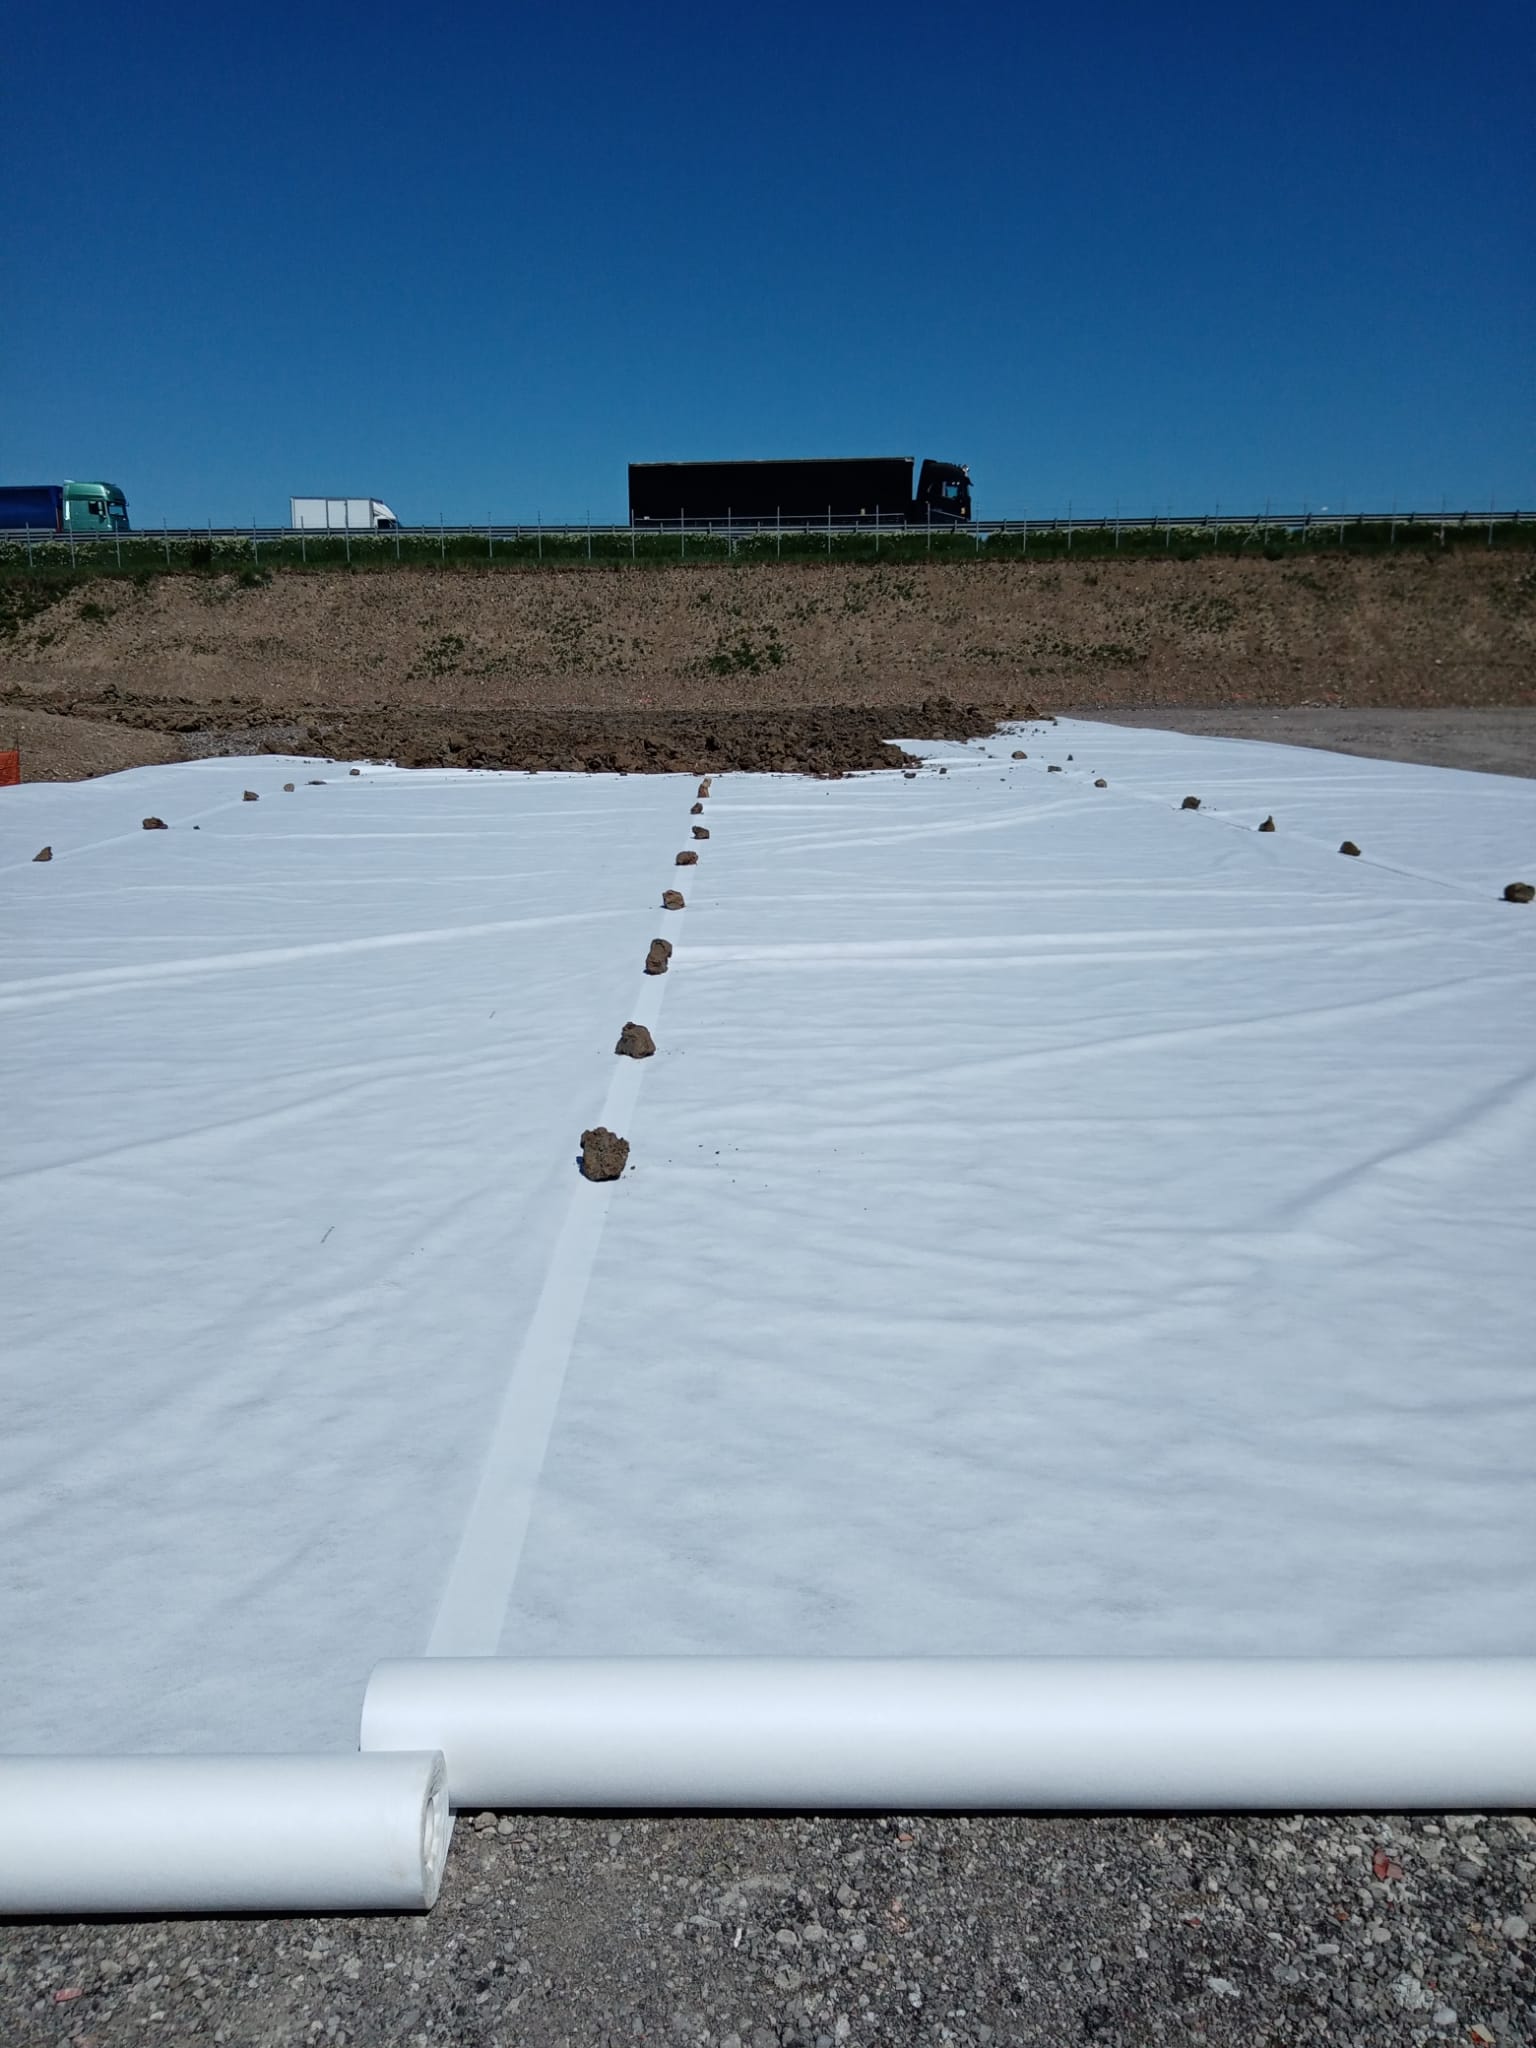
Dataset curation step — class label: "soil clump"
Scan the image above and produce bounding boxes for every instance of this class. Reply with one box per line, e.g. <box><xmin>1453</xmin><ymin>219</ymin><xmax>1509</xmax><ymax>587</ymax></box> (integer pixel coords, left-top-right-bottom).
<box><xmin>578</xmin><ymin>1128</ymin><xmax>629</xmax><ymax>1181</ymax></box>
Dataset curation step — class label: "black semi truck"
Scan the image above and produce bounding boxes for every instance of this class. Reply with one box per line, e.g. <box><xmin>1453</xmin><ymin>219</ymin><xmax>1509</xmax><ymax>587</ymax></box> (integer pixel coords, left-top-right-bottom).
<box><xmin>628</xmin><ymin>456</ymin><xmax>971</xmax><ymax>528</ymax></box>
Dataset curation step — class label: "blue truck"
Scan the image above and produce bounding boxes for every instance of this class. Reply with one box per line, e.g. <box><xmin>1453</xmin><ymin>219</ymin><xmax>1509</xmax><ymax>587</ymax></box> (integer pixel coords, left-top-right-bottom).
<box><xmin>0</xmin><ymin>481</ymin><xmax>131</xmax><ymax>533</ymax></box>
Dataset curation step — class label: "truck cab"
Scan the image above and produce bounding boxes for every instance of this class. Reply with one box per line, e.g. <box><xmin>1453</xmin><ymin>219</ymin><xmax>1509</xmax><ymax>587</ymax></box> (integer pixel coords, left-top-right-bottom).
<box><xmin>65</xmin><ymin>482</ymin><xmax>131</xmax><ymax>532</ymax></box>
<box><xmin>914</xmin><ymin>461</ymin><xmax>971</xmax><ymax>524</ymax></box>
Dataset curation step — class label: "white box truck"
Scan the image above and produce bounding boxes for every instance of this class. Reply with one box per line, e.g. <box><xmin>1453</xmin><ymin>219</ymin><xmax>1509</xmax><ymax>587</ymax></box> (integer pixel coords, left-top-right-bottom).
<box><xmin>289</xmin><ymin>497</ymin><xmax>399</xmax><ymax>531</ymax></box>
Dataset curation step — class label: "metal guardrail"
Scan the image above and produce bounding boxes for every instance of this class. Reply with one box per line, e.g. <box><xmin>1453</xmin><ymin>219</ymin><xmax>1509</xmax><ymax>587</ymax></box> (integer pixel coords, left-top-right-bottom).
<box><xmin>1</xmin><ymin>508</ymin><xmax>1527</xmax><ymax>564</ymax></box>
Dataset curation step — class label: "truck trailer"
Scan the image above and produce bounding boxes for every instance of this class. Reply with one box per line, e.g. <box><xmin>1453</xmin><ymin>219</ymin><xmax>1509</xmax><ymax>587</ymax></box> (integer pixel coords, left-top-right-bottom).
<box><xmin>0</xmin><ymin>481</ymin><xmax>130</xmax><ymax>533</ymax></box>
<box><xmin>289</xmin><ymin>497</ymin><xmax>399</xmax><ymax>531</ymax></box>
<box><xmin>627</xmin><ymin>457</ymin><xmax>970</xmax><ymax>528</ymax></box>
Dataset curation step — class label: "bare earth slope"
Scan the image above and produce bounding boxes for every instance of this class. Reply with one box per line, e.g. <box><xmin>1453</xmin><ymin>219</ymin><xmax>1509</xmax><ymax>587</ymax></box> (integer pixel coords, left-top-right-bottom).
<box><xmin>4</xmin><ymin>549</ymin><xmax>1531</xmax><ymax>778</ymax></box>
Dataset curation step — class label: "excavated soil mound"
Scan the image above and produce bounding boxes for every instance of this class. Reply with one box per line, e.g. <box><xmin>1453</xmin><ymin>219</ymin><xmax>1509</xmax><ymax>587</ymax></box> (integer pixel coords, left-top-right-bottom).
<box><xmin>0</xmin><ymin>688</ymin><xmax>1039</xmax><ymax>779</ymax></box>
<box><xmin>326</xmin><ymin>697</ymin><xmax>1035</xmax><ymax>777</ymax></box>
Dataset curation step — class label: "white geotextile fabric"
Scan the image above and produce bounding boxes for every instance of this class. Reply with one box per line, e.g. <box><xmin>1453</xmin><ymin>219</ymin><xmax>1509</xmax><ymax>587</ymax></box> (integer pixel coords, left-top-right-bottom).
<box><xmin>359</xmin><ymin>1657</ymin><xmax>1536</xmax><ymax>1812</ymax></box>
<box><xmin>0</xmin><ymin>1751</ymin><xmax>449</xmax><ymax>1913</ymax></box>
<box><xmin>3</xmin><ymin>726</ymin><xmax>1533</xmax><ymax>1758</ymax></box>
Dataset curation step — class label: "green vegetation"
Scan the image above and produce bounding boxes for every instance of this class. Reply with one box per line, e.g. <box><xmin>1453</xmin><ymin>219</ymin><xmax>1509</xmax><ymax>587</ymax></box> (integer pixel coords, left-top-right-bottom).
<box><xmin>0</xmin><ymin>575</ymin><xmax>75</xmax><ymax>638</ymax></box>
<box><xmin>706</xmin><ymin>629</ymin><xmax>789</xmax><ymax>675</ymax></box>
<box><xmin>0</xmin><ymin>514</ymin><xmax>1531</xmax><ymax>617</ymax></box>
<box><xmin>978</xmin><ymin>517</ymin><xmax>1536</xmax><ymax>561</ymax></box>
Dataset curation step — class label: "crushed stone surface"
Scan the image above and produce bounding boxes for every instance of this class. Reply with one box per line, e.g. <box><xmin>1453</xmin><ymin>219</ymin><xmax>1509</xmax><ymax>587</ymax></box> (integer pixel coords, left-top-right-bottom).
<box><xmin>2</xmin><ymin>1811</ymin><xmax>1532</xmax><ymax>2046</ymax></box>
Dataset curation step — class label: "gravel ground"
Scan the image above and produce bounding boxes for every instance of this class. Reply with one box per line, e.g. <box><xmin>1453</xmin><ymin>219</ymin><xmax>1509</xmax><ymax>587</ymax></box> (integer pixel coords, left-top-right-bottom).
<box><xmin>2</xmin><ymin>1811</ymin><xmax>1532</xmax><ymax>2047</ymax></box>
<box><xmin>1082</xmin><ymin>707</ymin><xmax>1536</xmax><ymax>781</ymax></box>
<box><xmin>4</xmin><ymin>702</ymin><xmax>1532</xmax><ymax>2045</ymax></box>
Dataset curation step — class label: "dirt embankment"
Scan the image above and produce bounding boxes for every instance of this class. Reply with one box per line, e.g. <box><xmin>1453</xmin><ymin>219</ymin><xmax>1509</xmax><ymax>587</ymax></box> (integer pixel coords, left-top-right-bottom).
<box><xmin>3</xmin><ymin>550</ymin><xmax>1531</xmax><ymax>778</ymax></box>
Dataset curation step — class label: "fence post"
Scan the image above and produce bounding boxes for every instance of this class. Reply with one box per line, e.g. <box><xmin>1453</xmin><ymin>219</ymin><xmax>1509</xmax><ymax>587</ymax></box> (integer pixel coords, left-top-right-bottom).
<box><xmin>488</xmin><ymin>525</ymin><xmax>493</xmax><ymax>560</ymax></box>
<box><xmin>115</xmin><ymin>531</ymin><xmax>122</xmax><ymax>569</ymax></box>
<box><xmin>25</xmin><ymin>528</ymin><xmax>33</xmax><ymax>568</ymax></box>
<box><xmin>827</xmin><ymin>505</ymin><xmax>832</xmax><ymax>558</ymax></box>
<box><xmin>537</xmin><ymin>512</ymin><xmax>542</xmax><ymax>562</ymax></box>
<box><xmin>777</xmin><ymin>506</ymin><xmax>781</xmax><ymax>559</ymax></box>
<box><xmin>874</xmin><ymin>505</ymin><xmax>880</xmax><ymax>555</ymax></box>
<box><xmin>1022</xmin><ymin>517</ymin><xmax>1028</xmax><ymax>557</ymax></box>
<box><xmin>587</xmin><ymin>511</ymin><xmax>592</xmax><ymax>561</ymax></box>
<box><xmin>395</xmin><ymin>528</ymin><xmax>401</xmax><ymax>561</ymax></box>
<box><xmin>681</xmin><ymin>508</ymin><xmax>685</xmax><ymax>561</ymax></box>
<box><xmin>630</xmin><ymin>516</ymin><xmax>635</xmax><ymax>561</ymax></box>
<box><xmin>164</xmin><ymin>517</ymin><xmax>171</xmax><ymax>566</ymax></box>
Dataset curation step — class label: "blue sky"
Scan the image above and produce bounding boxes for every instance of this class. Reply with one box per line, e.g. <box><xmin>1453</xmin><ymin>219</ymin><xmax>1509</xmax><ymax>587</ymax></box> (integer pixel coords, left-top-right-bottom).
<box><xmin>7</xmin><ymin>0</ymin><xmax>1532</xmax><ymax>525</ymax></box>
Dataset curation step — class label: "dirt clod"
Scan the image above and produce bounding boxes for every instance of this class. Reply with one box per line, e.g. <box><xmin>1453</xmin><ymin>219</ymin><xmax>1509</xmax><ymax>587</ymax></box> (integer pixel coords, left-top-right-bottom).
<box><xmin>662</xmin><ymin>889</ymin><xmax>685</xmax><ymax>909</ymax></box>
<box><xmin>1047</xmin><ymin>764</ymin><xmax>1062</xmax><ymax>772</ymax></box>
<box><xmin>309</xmin><ymin>779</ymin><xmax>326</xmax><ymax>785</ymax></box>
<box><xmin>1259</xmin><ymin>815</ymin><xmax>1276</xmax><ymax>831</ymax></box>
<box><xmin>1094</xmin><ymin>777</ymin><xmax>1107</xmax><ymax>787</ymax></box>
<box><xmin>242</xmin><ymin>789</ymin><xmax>258</xmax><ymax>801</ymax></box>
<box><xmin>691</xmin><ymin>824</ymin><xmax>709</xmax><ymax>840</ymax></box>
<box><xmin>1181</xmin><ymin>795</ymin><xmax>1201</xmax><ymax>810</ymax></box>
<box><xmin>615</xmin><ymin>1021</ymin><xmax>656</xmax><ymax>1059</ymax></box>
<box><xmin>1340</xmin><ymin>840</ymin><xmax>1361</xmax><ymax>856</ymax></box>
<box><xmin>675</xmin><ymin>850</ymin><xmax>698</xmax><ymax>866</ymax></box>
<box><xmin>689</xmin><ymin>801</ymin><xmax>704</xmax><ymax>815</ymax></box>
<box><xmin>1011</xmin><ymin>750</ymin><xmax>1027</xmax><ymax>759</ymax></box>
<box><xmin>32</xmin><ymin>846</ymin><xmax>51</xmax><ymax>862</ymax></box>
<box><xmin>142</xmin><ymin>816</ymin><xmax>168</xmax><ymax>830</ymax></box>
<box><xmin>697</xmin><ymin>779</ymin><xmax>712</xmax><ymax>798</ymax></box>
<box><xmin>644</xmin><ymin>938</ymin><xmax>673</xmax><ymax>976</ymax></box>
<box><xmin>579</xmin><ymin>1127</ymin><xmax>629</xmax><ymax>1181</ymax></box>
<box><xmin>283</xmin><ymin>782</ymin><xmax>295</xmax><ymax>791</ymax></box>
<box><xmin>1502</xmin><ymin>881</ymin><xmax>1535</xmax><ymax>903</ymax></box>
<box><xmin>349</xmin><ymin>768</ymin><xmax>361</xmax><ymax>776</ymax></box>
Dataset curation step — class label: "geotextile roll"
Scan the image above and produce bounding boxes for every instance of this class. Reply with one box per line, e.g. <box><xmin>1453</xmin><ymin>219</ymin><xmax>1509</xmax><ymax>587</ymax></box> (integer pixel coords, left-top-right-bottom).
<box><xmin>360</xmin><ymin>1657</ymin><xmax>1536</xmax><ymax>1811</ymax></box>
<box><xmin>0</xmin><ymin>1751</ymin><xmax>450</xmax><ymax>1915</ymax></box>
